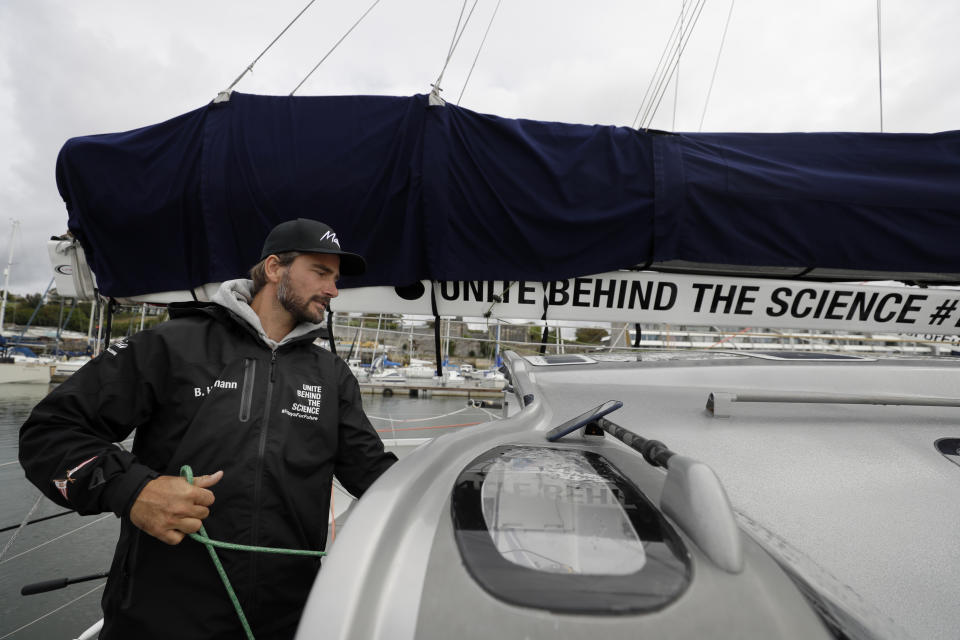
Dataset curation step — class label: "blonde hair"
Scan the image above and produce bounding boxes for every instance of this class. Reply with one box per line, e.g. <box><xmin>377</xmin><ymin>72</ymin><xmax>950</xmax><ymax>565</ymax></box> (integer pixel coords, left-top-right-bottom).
<box><xmin>249</xmin><ymin>251</ymin><xmax>301</xmax><ymax>296</ymax></box>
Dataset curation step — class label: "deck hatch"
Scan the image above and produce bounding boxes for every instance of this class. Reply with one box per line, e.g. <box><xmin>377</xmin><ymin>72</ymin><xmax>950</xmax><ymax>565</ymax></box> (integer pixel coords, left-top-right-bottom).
<box><xmin>451</xmin><ymin>445</ymin><xmax>691</xmax><ymax>613</ymax></box>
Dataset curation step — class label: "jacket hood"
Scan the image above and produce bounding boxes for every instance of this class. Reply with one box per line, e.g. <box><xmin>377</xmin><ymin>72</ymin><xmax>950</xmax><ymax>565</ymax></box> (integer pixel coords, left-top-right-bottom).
<box><xmin>170</xmin><ymin>280</ymin><xmax>326</xmax><ymax>350</ymax></box>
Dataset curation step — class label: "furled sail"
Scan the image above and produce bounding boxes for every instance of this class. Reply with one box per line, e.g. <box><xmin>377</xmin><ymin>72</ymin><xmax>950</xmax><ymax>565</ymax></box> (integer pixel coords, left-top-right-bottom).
<box><xmin>55</xmin><ymin>93</ymin><xmax>960</xmax><ymax>298</ymax></box>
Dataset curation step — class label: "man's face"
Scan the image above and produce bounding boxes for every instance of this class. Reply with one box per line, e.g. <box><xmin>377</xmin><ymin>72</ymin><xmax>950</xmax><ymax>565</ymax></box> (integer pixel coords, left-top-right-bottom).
<box><xmin>276</xmin><ymin>253</ymin><xmax>341</xmax><ymax>324</ymax></box>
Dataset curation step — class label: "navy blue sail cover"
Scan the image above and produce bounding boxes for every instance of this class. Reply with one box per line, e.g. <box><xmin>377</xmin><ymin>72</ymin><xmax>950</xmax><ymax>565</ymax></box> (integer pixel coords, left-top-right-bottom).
<box><xmin>55</xmin><ymin>93</ymin><xmax>960</xmax><ymax>297</ymax></box>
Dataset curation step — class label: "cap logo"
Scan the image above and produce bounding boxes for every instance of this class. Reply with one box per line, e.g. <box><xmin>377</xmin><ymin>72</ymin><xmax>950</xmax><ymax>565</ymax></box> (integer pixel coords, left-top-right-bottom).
<box><xmin>320</xmin><ymin>230</ymin><xmax>341</xmax><ymax>248</ymax></box>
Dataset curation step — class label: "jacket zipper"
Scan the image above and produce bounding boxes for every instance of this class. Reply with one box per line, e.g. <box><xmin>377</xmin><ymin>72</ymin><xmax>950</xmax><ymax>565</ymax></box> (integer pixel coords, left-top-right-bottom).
<box><xmin>238</xmin><ymin>358</ymin><xmax>256</xmax><ymax>422</ymax></box>
<box><xmin>249</xmin><ymin>348</ymin><xmax>278</xmax><ymax>608</ymax></box>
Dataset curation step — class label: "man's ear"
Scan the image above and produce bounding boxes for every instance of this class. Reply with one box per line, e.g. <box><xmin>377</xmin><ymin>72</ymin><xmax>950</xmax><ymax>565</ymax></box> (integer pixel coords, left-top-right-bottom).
<box><xmin>263</xmin><ymin>255</ymin><xmax>286</xmax><ymax>284</ymax></box>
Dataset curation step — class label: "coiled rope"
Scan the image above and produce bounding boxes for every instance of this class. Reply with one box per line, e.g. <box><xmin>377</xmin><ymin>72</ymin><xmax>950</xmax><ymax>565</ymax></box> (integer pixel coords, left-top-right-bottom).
<box><xmin>179</xmin><ymin>465</ymin><xmax>326</xmax><ymax>640</ymax></box>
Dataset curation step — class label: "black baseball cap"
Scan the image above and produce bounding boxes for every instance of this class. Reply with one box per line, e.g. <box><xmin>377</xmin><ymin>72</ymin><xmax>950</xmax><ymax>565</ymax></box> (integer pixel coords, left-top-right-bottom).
<box><xmin>259</xmin><ymin>218</ymin><xmax>366</xmax><ymax>276</ymax></box>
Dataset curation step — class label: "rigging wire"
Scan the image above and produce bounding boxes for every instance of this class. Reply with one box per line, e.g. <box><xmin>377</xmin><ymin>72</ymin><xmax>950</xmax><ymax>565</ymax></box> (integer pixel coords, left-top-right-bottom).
<box><xmin>608</xmin><ymin>324</ymin><xmax>630</xmax><ymax>352</ymax></box>
<box><xmin>375</xmin><ymin>422</ymin><xmax>481</xmax><ymax>433</ymax></box>
<box><xmin>672</xmin><ymin>0</ymin><xmax>687</xmax><ymax>131</ymax></box>
<box><xmin>632</xmin><ymin>8</ymin><xmax>686</xmax><ymax>128</ymax></box>
<box><xmin>0</xmin><ymin>508</ymin><xmax>74</xmax><ymax>534</ymax></box>
<box><xmin>698</xmin><ymin>0</ymin><xmax>736</xmax><ymax>131</ymax></box>
<box><xmin>431</xmin><ymin>0</ymin><xmax>469</xmax><ymax>102</ymax></box>
<box><xmin>876</xmin><ymin>0</ymin><xmax>884</xmax><ymax>132</ymax></box>
<box><xmin>457</xmin><ymin>0</ymin><xmax>504</xmax><ymax>105</ymax></box>
<box><xmin>366</xmin><ymin>405</ymin><xmax>475</xmax><ymax>423</ymax></box>
<box><xmin>0</xmin><ymin>583</ymin><xmax>104</xmax><ymax>640</ymax></box>
<box><xmin>290</xmin><ymin>0</ymin><xmax>384</xmax><ymax>96</ymax></box>
<box><xmin>431</xmin><ymin>0</ymin><xmax>481</xmax><ymax>102</ymax></box>
<box><xmin>479</xmin><ymin>407</ymin><xmax>502</xmax><ymax>420</ymax></box>
<box><xmin>0</xmin><ymin>514</ymin><xmax>113</xmax><ymax>566</ymax></box>
<box><xmin>634</xmin><ymin>0</ymin><xmax>705</xmax><ymax>130</ymax></box>
<box><xmin>0</xmin><ymin>494</ymin><xmax>42</xmax><ymax>562</ymax></box>
<box><xmin>639</xmin><ymin>0</ymin><xmax>707</xmax><ymax>130</ymax></box>
<box><xmin>445</xmin><ymin>1</ymin><xmax>471</xmax><ymax>69</ymax></box>
<box><xmin>217</xmin><ymin>0</ymin><xmax>319</xmax><ymax>100</ymax></box>
<box><xmin>639</xmin><ymin>0</ymin><xmax>708</xmax><ymax>130</ymax></box>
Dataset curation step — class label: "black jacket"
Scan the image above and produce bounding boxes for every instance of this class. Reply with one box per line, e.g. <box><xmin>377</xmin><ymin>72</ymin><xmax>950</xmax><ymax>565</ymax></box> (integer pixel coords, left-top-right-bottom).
<box><xmin>19</xmin><ymin>302</ymin><xmax>397</xmax><ymax>639</ymax></box>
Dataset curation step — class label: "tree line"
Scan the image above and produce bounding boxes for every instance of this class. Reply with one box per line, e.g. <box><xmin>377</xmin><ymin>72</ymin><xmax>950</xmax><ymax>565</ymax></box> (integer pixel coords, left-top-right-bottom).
<box><xmin>0</xmin><ymin>291</ymin><xmax>165</xmax><ymax>335</ymax></box>
<box><xmin>3</xmin><ymin>291</ymin><xmax>612</xmax><ymax>346</ymax></box>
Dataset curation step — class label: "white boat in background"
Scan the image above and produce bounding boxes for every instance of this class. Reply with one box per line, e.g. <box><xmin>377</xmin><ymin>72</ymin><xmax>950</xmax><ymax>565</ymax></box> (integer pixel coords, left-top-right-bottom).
<box><xmin>369</xmin><ymin>369</ymin><xmax>407</xmax><ymax>384</ymax></box>
<box><xmin>456</xmin><ymin>363</ymin><xmax>507</xmax><ymax>388</ymax></box>
<box><xmin>402</xmin><ymin>365</ymin><xmax>436</xmax><ymax>379</ymax></box>
<box><xmin>346</xmin><ymin>359</ymin><xmax>369</xmax><ymax>381</ymax></box>
<box><xmin>441</xmin><ymin>369</ymin><xmax>465</xmax><ymax>385</ymax></box>
<box><xmin>0</xmin><ymin>220</ymin><xmax>54</xmax><ymax>385</ymax></box>
<box><xmin>51</xmin><ymin>356</ymin><xmax>92</xmax><ymax>382</ymax></box>
<box><xmin>0</xmin><ymin>360</ymin><xmax>52</xmax><ymax>384</ymax></box>
<box><xmin>475</xmin><ymin>368</ymin><xmax>507</xmax><ymax>389</ymax></box>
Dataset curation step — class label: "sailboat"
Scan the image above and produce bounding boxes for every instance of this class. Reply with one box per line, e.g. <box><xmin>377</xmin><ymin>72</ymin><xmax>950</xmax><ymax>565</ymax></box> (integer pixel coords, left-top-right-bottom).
<box><xmin>27</xmin><ymin>2</ymin><xmax>960</xmax><ymax>638</ymax></box>
<box><xmin>0</xmin><ymin>222</ymin><xmax>52</xmax><ymax>384</ymax></box>
<box><xmin>44</xmin><ymin>85</ymin><xmax>960</xmax><ymax>639</ymax></box>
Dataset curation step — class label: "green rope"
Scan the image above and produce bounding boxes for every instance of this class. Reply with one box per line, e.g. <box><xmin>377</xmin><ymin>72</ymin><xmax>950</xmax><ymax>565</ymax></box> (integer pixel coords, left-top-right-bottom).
<box><xmin>179</xmin><ymin>465</ymin><xmax>326</xmax><ymax>640</ymax></box>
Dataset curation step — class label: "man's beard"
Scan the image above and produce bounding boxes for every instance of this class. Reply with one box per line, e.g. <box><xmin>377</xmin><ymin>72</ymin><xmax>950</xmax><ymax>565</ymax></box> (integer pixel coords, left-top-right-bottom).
<box><xmin>277</xmin><ymin>271</ymin><xmax>329</xmax><ymax>324</ymax></box>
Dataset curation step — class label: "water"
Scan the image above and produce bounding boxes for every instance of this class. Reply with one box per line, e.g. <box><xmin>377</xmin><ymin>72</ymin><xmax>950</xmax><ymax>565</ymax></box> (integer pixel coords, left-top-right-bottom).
<box><xmin>0</xmin><ymin>384</ymin><xmax>500</xmax><ymax>639</ymax></box>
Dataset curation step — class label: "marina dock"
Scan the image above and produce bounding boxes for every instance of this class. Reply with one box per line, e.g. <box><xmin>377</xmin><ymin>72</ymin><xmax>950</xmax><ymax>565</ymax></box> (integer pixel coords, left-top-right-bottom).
<box><xmin>358</xmin><ymin>381</ymin><xmax>506</xmax><ymax>399</ymax></box>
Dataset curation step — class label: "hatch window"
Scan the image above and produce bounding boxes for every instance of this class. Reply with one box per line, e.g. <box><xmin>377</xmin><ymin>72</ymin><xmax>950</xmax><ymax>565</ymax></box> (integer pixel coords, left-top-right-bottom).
<box><xmin>452</xmin><ymin>446</ymin><xmax>691</xmax><ymax>613</ymax></box>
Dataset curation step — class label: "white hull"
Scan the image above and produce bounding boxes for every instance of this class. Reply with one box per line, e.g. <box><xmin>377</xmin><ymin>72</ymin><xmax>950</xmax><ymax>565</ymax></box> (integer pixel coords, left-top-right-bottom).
<box><xmin>0</xmin><ymin>362</ymin><xmax>51</xmax><ymax>384</ymax></box>
<box><xmin>52</xmin><ymin>357</ymin><xmax>92</xmax><ymax>381</ymax></box>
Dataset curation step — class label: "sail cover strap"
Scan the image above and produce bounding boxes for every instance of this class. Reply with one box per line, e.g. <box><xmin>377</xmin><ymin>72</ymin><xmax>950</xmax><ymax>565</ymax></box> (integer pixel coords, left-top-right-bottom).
<box><xmin>431</xmin><ymin>283</ymin><xmax>442</xmax><ymax>377</ymax></box>
<box><xmin>539</xmin><ymin>286</ymin><xmax>550</xmax><ymax>354</ymax></box>
<box><xmin>326</xmin><ymin>309</ymin><xmax>337</xmax><ymax>355</ymax></box>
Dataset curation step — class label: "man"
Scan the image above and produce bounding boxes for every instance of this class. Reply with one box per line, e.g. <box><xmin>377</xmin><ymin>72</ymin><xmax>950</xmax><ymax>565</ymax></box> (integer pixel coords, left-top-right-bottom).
<box><xmin>19</xmin><ymin>218</ymin><xmax>398</xmax><ymax>639</ymax></box>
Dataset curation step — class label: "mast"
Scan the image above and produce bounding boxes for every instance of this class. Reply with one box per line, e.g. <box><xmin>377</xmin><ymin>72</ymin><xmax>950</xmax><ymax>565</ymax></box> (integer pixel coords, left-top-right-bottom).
<box><xmin>372</xmin><ymin>313</ymin><xmax>383</xmax><ymax>369</ymax></box>
<box><xmin>87</xmin><ymin>299</ymin><xmax>96</xmax><ymax>346</ymax></box>
<box><xmin>0</xmin><ymin>220</ymin><xmax>20</xmax><ymax>334</ymax></box>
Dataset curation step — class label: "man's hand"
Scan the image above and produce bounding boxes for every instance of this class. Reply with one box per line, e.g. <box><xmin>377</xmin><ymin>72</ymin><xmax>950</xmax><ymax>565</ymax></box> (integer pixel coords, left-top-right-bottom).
<box><xmin>129</xmin><ymin>471</ymin><xmax>223</xmax><ymax>545</ymax></box>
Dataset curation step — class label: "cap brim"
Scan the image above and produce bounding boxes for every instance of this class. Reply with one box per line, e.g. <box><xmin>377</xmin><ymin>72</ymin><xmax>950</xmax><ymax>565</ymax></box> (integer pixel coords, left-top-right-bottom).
<box><xmin>337</xmin><ymin>252</ymin><xmax>366</xmax><ymax>276</ymax></box>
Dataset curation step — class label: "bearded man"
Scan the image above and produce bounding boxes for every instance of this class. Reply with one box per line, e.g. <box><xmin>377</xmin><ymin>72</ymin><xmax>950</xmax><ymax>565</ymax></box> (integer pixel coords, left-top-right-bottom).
<box><xmin>19</xmin><ymin>218</ymin><xmax>397</xmax><ymax>639</ymax></box>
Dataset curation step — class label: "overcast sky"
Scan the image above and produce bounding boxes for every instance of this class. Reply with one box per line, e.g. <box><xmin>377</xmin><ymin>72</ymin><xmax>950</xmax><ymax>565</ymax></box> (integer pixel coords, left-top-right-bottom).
<box><xmin>1</xmin><ymin>0</ymin><xmax>957</xmax><ymax>295</ymax></box>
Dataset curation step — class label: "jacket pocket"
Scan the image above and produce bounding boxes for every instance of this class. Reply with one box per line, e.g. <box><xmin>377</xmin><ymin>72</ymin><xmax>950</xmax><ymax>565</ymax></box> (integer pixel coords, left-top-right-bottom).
<box><xmin>238</xmin><ymin>358</ymin><xmax>256</xmax><ymax>422</ymax></box>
